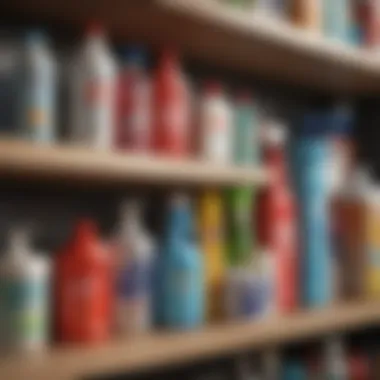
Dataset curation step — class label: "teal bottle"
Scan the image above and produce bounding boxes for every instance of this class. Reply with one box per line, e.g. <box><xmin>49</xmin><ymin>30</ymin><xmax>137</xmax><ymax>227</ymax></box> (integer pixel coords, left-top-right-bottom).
<box><xmin>159</xmin><ymin>195</ymin><xmax>204</xmax><ymax>329</ymax></box>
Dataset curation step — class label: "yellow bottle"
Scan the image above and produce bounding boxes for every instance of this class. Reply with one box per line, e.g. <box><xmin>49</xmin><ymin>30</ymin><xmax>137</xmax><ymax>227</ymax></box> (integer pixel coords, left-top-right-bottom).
<box><xmin>198</xmin><ymin>190</ymin><xmax>226</xmax><ymax>321</ymax></box>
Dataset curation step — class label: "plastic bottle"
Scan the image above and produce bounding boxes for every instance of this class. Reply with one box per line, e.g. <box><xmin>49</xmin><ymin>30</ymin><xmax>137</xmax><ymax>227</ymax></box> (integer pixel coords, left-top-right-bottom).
<box><xmin>233</xmin><ymin>91</ymin><xmax>259</xmax><ymax>166</ymax></box>
<box><xmin>198</xmin><ymin>190</ymin><xmax>226</xmax><ymax>321</ymax></box>
<box><xmin>115</xmin><ymin>200</ymin><xmax>154</xmax><ymax>335</ymax></box>
<box><xmin>153</xmin><ymin>50</ymin><xmax>190</xmax><ymax>157</ymax></box>
<box><xmin>0</xmin><ymin>228</ymin><xmax>50</xmax><ymax>352</ymax></box>
<box><xmin>19</xmin><ymin>31</ymin><xmax>57</xmax><ymax>143</ymax></box>
<box><xmin>55</xmin><ymin>220</ymin><xmax>113</xmax><ymax>343</ymax></box>
<box><xmin>198</xmin><ymin>81</ymin><xmax>233</xmax><ymax>163</ymax></box>
<box><xmin>116</xmin><ymin>47</ymin><xmax>151</xmax><ymax>152</ymax></box>
<box><xmin>323</xmin><ymin>337</ymin><xmax>348</xmax><ymax>380</ymax></box>
<box><xmin>69</xmin><ymin>23</ymin><xmax>116</xmax><ymax>149</ymax></box>
<box><xmin>159</xmin><ymin>195</ymin><xmax>204</xmax><ymax>329</ymax></box>
<box><xmin>290</xmin><ymin>0</ymin><xmax>322</xmax><ymax>32</ymax></box>
<box><xmin>322</xmin><ymin>0</ymin><xmax>351</xmax><ymax>43</ymax></box>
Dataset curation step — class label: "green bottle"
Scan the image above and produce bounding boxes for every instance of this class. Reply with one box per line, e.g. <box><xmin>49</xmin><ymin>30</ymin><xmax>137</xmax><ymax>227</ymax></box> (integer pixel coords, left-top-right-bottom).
<box><xmin>226</xmin><ymin>187</ymin><xmax>255</xmax><ymax>266</ymax></box>
<box><xmin>233</xmin><ymin>93</ymin><xmax>259</xmax><ymax>166</ymax></box>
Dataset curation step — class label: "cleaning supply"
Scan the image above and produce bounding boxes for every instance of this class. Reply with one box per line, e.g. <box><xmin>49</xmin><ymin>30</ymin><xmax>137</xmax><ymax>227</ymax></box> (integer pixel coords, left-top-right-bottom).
<box><xmin>19</xmin><ymin>31</ymin><xmax>57</xmax><ymax>143</ymax></box>
<box><xmin>56</xmin><ymin>220</ymin><xmax>113</xmax><ymax>343</ymax></box>
<box><xmin>290</xmin><ymin>0</ymin><xmax>322</xmax><ymax>32</ymax></box>
<box><xmin>226</xmin><ymin>187</ymin><xmax>254</xmax><ymax>267</ymax></box>
<box><xmin>115</xmin><ymin>200</ymin><xmax>154</xmax><ymax>335</ymax></box>
<box><xmin>198</xmin><ymin>81</ymin><xmax>232</xmax><ymax>163</ymax></box>
<box><xmin>0</xmin><ymin>228</ymin><xmax>50</xmax><ymax>352</ymax></box>
<box><xmin>160</xmin><ymin>195</ymin><xmax>204</xmax><ymax>329</ymax></box>
<box><xmin>116</xmin><ymin>47</ymin><xmax>151</xmax><ymax>151</ymax></box>
<box><xmin>258</xmin><ymin>121</ymin><xmax>297</xmax><ymax>313</ymax></box>
<box><xmin>233</xmin><ymin>91</ymin><xmax>259</xmax><ymax>166</ymax></box>
<box><xmin>322</xmin><ymin>0</ymin><xmax>351</xmax><ymax>42</ymax></box>
<box><xmin>323</xmin><ymin>337</ymin><xmax>348</xmax><ymax>380</ymax></box>
<box><xmin>153</xmin><ymin>50</ymin><xmax>190</xmax><ymax>157</ymax></box>
<box><xmin>69</xmin><ymin>23</ymin><xmax>116</xmax><ymax>149</ymax></box>
<box><xmin>198</xmin><ymin>190</ymin><xmax>225</xmax><ymax>321</ymax></box>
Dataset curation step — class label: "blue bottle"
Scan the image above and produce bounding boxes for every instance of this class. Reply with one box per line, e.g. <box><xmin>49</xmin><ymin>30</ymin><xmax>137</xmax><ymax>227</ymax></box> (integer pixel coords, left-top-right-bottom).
<box><xmin>159</xmin><ymin>195</ymin><xmax>204</xmax><ymax>329</ymax></box>
<box><xmin>289</xmin><ymin>112</ymin><xmax>333</xmax><ymax>308</ymax></box>
<box><xmin>282</xmin><ymin>358</ymin><xmax>307</xmax><ymax>380</ymax></box>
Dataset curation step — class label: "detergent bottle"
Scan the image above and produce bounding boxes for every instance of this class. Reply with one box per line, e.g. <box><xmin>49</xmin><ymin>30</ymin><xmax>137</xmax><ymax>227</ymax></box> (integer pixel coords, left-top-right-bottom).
<box><xmin>160</xmin><ymin>195</ymin><xmax>204</xmax><ymax>329</ymax></box>
<box><xmin>55</xmin><ymin>220</ymin><xmax>113</xmax><ymax>343</ymax></box>
<box><xmin>0</xmin><ymin>228</ymin><xmax>50</xmax><ymax>352</ymax></box>
<box><xmin>115</xmin><ymin>200</ymin><xmax>154</xmax><ymax>335</ymax></box>
<box><xmin>19</xmin><ymin>30</ymin><xmax>57</xmax><ymax>143</ymax></box>
<box><xmin>69</xmin><ymin>23</ymin><xmax>116</xmax><ymax>149</ymax></box>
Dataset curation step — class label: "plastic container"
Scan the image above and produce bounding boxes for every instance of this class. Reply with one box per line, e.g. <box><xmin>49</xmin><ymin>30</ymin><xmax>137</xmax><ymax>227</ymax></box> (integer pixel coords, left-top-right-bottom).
<box><xmin>159</xmin><ymin>195</ymin><xmax>204</xmax><ymax>329</ymax></box>
<box><xmin>153</xmin><ymin>50</ymin><xmax>190</xmax><ymax>157</ymax></box>
<box><xmin>290</xmin><ymin>0</ymin><xmax>322</xmax><ymax>32</ymax></box>
<box><xmin>55</xmin><ymin>220</ymin><xmax>113</xmax><ymax>343</ymax></box>
<box><xmin>0</xmin><ymin>228</ymin><xmax>50</xmax><ymax>352</ymax></box>
<box><xmin>198</xmin><ymin>190</ymin><xmax>226</xmax><ymax>321</ymax></box>
<box><xmin>19</xmin><ymin>31</ymin><xmax>57</xmax><ymax>143</ymax></box>
<box><xmin>116</xmin><ymin>47</ymin><xmax>151</xmax><ymax>151</ymax></box>
<box><xmin>198</xmin><ymin>81</ymin><xmax>233</xmax><ymax>163</ymax></box>
<box><xmin>114</xmin><ymin>200</ymin><xmax>154</xmax><ymax>335</ymax></box>
<box><xmin>323</xmin><ymin>337</ymin><xmax>348</xmax><ymax>380</ymax></box>
<box><xmin>322</xmin><ymin>0</ymin><xmax>351</xmax><ymax>42</ymax></box>
<box><xmin>233</xmin><ymin>92</ymin><xmax>259</xmax><ymax>166</ymax></box>
<box><xmin>69</xmin><ymin>23</ymin><xmax>116</xmax><ymax>149</ymax></box>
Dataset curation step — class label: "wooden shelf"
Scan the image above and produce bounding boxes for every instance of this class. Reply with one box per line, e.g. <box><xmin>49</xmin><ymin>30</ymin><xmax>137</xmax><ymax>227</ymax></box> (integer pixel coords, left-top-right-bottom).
<box><xmin>2</xmin><ymin>0</ymin><xmax>380</xmax><ymax>94</ymax></box>
<box><xmin>1</xmin><ymin>302</ymin><xmax>380</xmax><ymax>380</ymax></box>
<box><xmin>0</xmin><ymin>140</ymin><xmax>267</xmax><ymax>187</ymax></box>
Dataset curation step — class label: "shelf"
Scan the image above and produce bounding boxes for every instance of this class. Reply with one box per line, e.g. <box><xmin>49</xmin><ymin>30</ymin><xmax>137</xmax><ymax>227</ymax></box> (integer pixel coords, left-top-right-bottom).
<box><xmin>2</xmin><ymin>0</ymin><xmax>380</xmax><ymax>94</ymax></box>
<box><xmin>0</xmin><ymin>140</ymin><xmax>267</xmax><ymax>187</ymax></box>
<box><xmin>1</xmin><ymin>302</ymin><xmax>380</xmax><ymax>380</ymax></box>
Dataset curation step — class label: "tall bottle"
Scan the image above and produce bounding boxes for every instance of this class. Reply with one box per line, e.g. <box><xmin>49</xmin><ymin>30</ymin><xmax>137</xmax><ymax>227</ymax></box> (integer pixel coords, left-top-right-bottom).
<box><xmin>56</xmin><ymin>220</ymin><xmax>113</xmax><ymax>343</ymax></box>
<box><xmin>116</xmin><ymin>47</ymin><xmax>151</xmax><ymax>152</ymax></box>
<box><xmin>0</xmin><ymin>228</ymin><xmax>50</xmax><ymax>352</ymax></box>
<box><xmin>198</xmin><ymin>190</ymin><xmax>225</xmax><ymax>321</ymax></box>
<box><xmin>115</xmin><ymin>200</ymin><xmax>154</xmax><ymax>335</ymax></box>
<box><xmin>153</xmin><ymin>50</ymin><xmax>190</xmax><ymax>157</ymax></box>
<box><xmin>160</xmin><ymin>195</ymin><xmax>204</xmax><ymax>329</ymax></box>
<box><xmin>198</xmin><ymin>81</ymin><xmax>233</xmax><ymax>163</ymax></box>
<box><xmin>69</xmin><ymin>23</ymin><xmax>116</xmax><ymax>149</ymax></box>
<box><xmin>19</xmin><ymin>31</ymin><xmax>57</xmax><ymax>143</ymax></box>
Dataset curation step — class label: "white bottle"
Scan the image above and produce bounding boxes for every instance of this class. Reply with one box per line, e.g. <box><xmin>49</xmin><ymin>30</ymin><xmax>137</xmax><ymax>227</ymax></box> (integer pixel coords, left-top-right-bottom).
<box><xmin>115</xmin><ymin>200</ymin><xmax>154</xmax><ymax>335</ymax></box>
<box><xmin>69</xmin><ymin>24</ymin><xmax>116</xmax><ymax>149</ymax></box>
<box><xmin>0</xmin><ymin>228</ymin><xmax>50</xmax><ymax>352</ymax></box>
<box><xmin>199</xmin><ymin>82</ymin><xmax>233</xmax><ymax>163</ymax></box>
<box><xmin>20</xmin><ymin>31</ymin><xmax>57</xmax><ymax>143</ymax></box>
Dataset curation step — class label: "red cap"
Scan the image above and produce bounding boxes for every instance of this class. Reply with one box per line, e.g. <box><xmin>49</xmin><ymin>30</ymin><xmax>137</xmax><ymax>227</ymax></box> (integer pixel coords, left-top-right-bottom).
<box><xmin>160</xmin><ymin>49</ymin><xmax>179</xmax><ymax>67</ymax></box>
<box><xmin>204</xmin><ymin>80</ymin><xmax>223</xmax><ymax>95</ymax></box>
<box><xmin>74</xmin><ymin>219</ymin><xmax>98</xmax><ymax>245</ymax></box>
<box><xmin>236</xmin><ymin>89</ymin><xmax>252</xmax><ymax>103</ymax></box>
<box><xmin>86</xmin><ymin>21</ymin><xmax>105</xmax><ymax>36</ymax></box>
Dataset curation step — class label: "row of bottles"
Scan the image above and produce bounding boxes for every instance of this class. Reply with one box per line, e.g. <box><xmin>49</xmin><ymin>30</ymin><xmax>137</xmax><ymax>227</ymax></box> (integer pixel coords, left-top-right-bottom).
<box><xmin>221</xmin><ymin>0</ymin><xmax>380</xmax><ymax>47</ymax></box>
<box><xmin>0</xmin><ymin>25</ymin><xmax>260</xmax><ymax>166</ymax></box>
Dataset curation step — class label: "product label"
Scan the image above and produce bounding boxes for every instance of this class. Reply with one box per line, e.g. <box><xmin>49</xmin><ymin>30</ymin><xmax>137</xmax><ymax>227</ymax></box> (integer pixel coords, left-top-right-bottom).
<box><xmin>117</xmin><ymin>260</ymin><xmax>151</xmax><ymax>298</ymax></box>
<box><xmin>0</xmin><ymin>277</ymin><xmax>48</xmax><ymax>348</ymax></box>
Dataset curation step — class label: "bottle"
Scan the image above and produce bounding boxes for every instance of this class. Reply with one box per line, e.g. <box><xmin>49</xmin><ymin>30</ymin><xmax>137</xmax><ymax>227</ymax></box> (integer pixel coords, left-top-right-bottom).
<box><xmin>198</xmin><ymin>190</ymin><xmax>226</xmax><ymax>321</ymax></box>
<box><xmin>160</xmin><ymin>195</ymin><xmax>204</xmax><ymax>329</ymax></box>
<box><xmin>233</xmin><ymin>91</ymin><xmax>259</xmax><ymax>166</ymax></box>
<box><xmin>69</xmin><ymin>23</ymin><xmax>116</xmax><ymax>149</ymax></box>
<box><xmin>290</xmin><ymin>0</ymin><xmax>322</xmax><ymax>32</ymax></box>
<box><xmin>19</xmin><ymin>31</ymin><xmax>57</xmax><ymax>143</ymax></box>
<box><xmin>322</xmin><ymin>0</ymin><xmax>351</xmax><ymax>42</ymax></box>
<box><xmin>115</xmin><ymin>200</ymin><xmax>154</xmax><ymax>335</ymax></box>
<box><xmin>56</xmin><ymin>220</ymin><xmax>113</xmax><ymax>343</ymax></box>
<box><xmin>258</xmin><ymin>121</ymin><xmax>297</xmax><ymax>313</ymax></box>
<box><xmin>153</xmin><ymin>50</ymin><xmax>190</xmax><ymax>157</ymax></box>
<box><xmin>0</xmin><ymin>228</ymin><xmax>50</xmax><ymax>352</ymax></box>
<box><xmin>198</xmin><ymin>81</ymin><xmax>233</xmax><ymax>163</ymax></box>
<box><xmin>226</xmin><ymin>187</ymin><xmax>254</xmax><ymax>266</ymax></box>
<box><xmin>116</xmin><ymin>47</ymin><xmax>151</xmax><ymax>152</ymax></box>
<box><xmin>323</xmin><ymin>337</ymin><xmax>348</xmax><ymax>380</ymax></box>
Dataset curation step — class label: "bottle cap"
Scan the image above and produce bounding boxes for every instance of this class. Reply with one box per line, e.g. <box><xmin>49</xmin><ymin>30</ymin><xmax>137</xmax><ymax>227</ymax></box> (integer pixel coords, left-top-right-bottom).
<box><xmin>25</xmin><ymin>30</ymin><xmax>48</xmax><ymax>46</ymax></box>
<box><xmin>86</xmin><ymin>21</ymin><xmax>105</xmax><ymax>37</ymax></box>
<box><xmin>204</xmin><ymin>80</ymin><xmax>223</xmax><ymax>95</ymax></box>
<box><xmin>73</xmin><ymin>219</ymin><xmax>98</xmax><ymax>247</ymax></box>
<box><xmin>121</xmin><ymin>46</ymin><xmax>147</xmax><ymax>66</ymax></box>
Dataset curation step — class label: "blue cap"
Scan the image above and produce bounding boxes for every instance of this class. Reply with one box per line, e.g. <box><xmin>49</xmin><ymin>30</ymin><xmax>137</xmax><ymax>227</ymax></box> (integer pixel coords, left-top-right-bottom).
<box><xmin>120</xmin><ymin>46</ymin><xmax>147</xmax><ymax>67</ymax></box>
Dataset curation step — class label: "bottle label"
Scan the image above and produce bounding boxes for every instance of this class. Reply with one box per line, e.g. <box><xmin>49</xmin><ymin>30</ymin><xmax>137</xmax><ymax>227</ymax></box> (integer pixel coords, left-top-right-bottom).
<box><xmin>117</xmin><ymin>260</ymin><xmax>151</xmax><ymax>298</ymax></box>
<box><xmin>0</xmin><ymin>277</ymin><xmax>48</xmax><ymax>349</ymax></box>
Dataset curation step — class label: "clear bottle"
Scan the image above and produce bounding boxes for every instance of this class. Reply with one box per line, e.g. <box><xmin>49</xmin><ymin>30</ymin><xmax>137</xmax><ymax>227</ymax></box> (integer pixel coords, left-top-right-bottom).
<box><xmin>19</xmin><ymin>31</ymin><xmax>57</xmax><ymax>143</ymax></box>
<box><xmin>69</xmin><ymin>23</ymin><xmax>116</xmax><ymax>149</ymax></box>
<box><xmin>115</xmin><ymin>200</ymin><xmax>154</xmax><ymax>335</ymax></box>
<box><xmin>0</xmin><ymin>228</ymin><xmax>50</xmax><ymax>352</ymax></box>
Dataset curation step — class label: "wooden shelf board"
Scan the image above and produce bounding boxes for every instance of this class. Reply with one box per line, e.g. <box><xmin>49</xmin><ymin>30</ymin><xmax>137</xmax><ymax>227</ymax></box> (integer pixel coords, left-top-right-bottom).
<box><xmin>1</xmin><ymin>302</ymin><xmax>380</xmax><ymax>380</ymax></box>
<box><xmin>1</xmin><ymin>0</ymin><xmax>380</xmax><ymax>94</ymax></box>
<box><xmin>0</xmin><ymin>140</ymin><xmax>267</xmax><ymax>187</ymax></box>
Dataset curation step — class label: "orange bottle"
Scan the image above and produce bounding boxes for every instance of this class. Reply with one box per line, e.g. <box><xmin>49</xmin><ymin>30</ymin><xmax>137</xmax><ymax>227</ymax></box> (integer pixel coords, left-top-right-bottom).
<box><xmin>290</xmin><ymin>0</ymin><xmax>322</xmax><ymax>32</ymax></box>
<box><xmin>153</xmin><ymin>50</ymin><xmax>190</xmax><ymax>157</ymax></box>
<box><xmin>55</xmin><ymin>220</ymin><xmax>113</xmax><ymax>344</ymax></box>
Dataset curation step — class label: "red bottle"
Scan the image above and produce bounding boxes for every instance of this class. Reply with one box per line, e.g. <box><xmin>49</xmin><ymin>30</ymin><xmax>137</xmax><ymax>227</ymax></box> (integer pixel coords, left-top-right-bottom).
<box><xmin>153</xmin><ymin>50</ymin><xmax>190</xmax><ymax>157</ymax></box>
<box><xmin>257</xmin><ymin>121</ymin><xmax>298</xmax><ymax>314</ymax></box>
<box><xmin>348</xmin><ymin>351</ymin><xmax>370</xmax><ymax>380</ymax></box>
<box><xmin>55</xmin><ymin>220</ymin><xmax>113</xmax><ymax>344</ymax></box>
<box><xmin>116</xmin><ymin>48</ymin><xmax>151</xmax><ymax>151</ymax></box>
